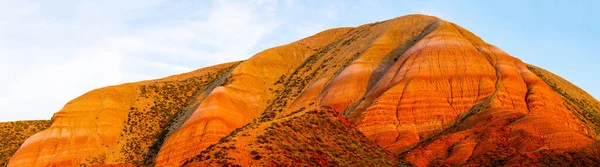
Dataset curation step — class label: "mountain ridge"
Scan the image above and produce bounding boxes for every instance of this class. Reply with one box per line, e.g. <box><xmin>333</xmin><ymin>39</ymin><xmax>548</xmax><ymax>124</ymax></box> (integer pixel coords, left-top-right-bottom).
<box><xmin>3</xmin><ymin>14</ymin><xmax>599</xmax><ymax>167</ymax></box>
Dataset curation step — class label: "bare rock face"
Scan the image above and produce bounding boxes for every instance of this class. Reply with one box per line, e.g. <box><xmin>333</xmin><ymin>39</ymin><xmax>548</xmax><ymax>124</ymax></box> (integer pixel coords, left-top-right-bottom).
<box><xmin>6</xmin><ymin>14</ymin><xmax>600</xmax><ymax>167</ymax></box>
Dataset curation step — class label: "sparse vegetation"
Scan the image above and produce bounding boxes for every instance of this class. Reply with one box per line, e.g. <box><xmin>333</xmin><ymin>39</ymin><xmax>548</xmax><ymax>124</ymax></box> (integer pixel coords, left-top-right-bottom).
<box><xmin>182</xmin><ymin>108</ymin><xmax>411</xmax><ymax>166</ymax></box>
<box><xmin>254</xmin><ymin>109</ymin><xmax>404</xmax><ymax>166</ymax></box>
<box><xmin>0</xmin><ymin>120</ymin><xmax>51</xmax><ymax>167</ymax></box>
<box><xmin>117</xmin><ymin>66</ymin><xmax>234</xmax><ymax>166</ymax></box>
<box><xmin>82</xmin><ymin>153</ymin><xmax>106</xmax><ymax>166</ymax></box>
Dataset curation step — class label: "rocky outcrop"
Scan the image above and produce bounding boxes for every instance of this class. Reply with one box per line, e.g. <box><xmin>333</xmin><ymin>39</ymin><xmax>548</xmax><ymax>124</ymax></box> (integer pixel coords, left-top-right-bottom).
<box><xmin>6</xmin><ymin>14</ymin><xmax>600</xmax><ymax>166</ymax></box>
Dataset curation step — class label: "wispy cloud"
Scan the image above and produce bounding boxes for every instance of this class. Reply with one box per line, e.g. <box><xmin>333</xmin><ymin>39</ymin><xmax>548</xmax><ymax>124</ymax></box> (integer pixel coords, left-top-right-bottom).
<box><xmin>0</xmin><ymin>0</ymin><xmax>355</xmax><ymax>121</ymax></box>
<box><xmin>0</xmin><ymin>0</ymin><xmax>279</xmax><ymax>121</ymax></box>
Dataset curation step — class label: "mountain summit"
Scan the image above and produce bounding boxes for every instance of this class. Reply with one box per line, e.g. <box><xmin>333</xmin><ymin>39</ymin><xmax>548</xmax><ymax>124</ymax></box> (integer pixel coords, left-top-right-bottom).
<box><xmin>4</xmin><ymin>14</ymin><xmax>600</xmax><ymax>167</ymax></box>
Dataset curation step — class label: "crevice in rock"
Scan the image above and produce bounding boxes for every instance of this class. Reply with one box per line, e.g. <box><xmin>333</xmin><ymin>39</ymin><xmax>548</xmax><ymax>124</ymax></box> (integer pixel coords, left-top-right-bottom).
<box><xmin>394</xmin><ymin>78</ymin><xmax>417</xmax><ymax>145</ymax></box>
<box><xmin>513</xmin><ymin>60</ymin><xmax>533</xmax><ymax>113</ymax></box>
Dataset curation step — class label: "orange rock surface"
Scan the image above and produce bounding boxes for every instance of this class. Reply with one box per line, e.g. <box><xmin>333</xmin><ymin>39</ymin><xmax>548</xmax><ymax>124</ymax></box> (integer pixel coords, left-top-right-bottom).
<box><xmin>6</xmin><ymin>14</ymin><xmax>600</xmax><ymax>166</ymax></box>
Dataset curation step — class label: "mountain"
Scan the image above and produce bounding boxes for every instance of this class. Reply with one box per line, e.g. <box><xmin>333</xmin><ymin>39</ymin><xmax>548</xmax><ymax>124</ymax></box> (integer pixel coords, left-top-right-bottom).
<box><xmin>4</xmin><ymin>14</ymin><xmax>600</xmax><ymax>167</ymax></box>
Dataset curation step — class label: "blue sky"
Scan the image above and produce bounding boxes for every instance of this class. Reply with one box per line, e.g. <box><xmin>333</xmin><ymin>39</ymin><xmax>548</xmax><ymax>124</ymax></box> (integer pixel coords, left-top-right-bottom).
<box><xmin>0</xmin><ymin>0</ymin><xmax>597</xmax><ymax>121</ymax></box>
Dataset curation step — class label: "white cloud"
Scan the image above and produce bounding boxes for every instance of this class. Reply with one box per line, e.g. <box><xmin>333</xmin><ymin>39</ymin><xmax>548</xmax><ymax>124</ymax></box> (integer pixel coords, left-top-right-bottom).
<box><xmin>295</xmin><ymin>24</ymin><xmax>325</xmax><ymax>37</ymax></box>
<box><xmin>0</xmin><ymin>0</ymin><xmax>279</xmax><ymax>121</ymax></box>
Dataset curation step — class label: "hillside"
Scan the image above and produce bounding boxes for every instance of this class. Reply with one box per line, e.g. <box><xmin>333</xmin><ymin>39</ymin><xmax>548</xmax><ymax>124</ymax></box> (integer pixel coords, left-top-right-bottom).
<box><xmin>7</xmin><ymin>62</ymin><xmax>240</xmax><ymax>166</ymax></box>
<box><xmin>5</xmin><ymin>14</ymin><xmax>600</xmax><ymax>167</ymax></box>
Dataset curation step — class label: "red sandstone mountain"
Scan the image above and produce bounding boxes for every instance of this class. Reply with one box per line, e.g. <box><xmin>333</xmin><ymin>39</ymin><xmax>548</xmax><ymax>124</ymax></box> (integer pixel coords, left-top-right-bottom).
<box><xmin>2</xmin><ymin>14</ymin><xmax>599</xmax><ymax>167</ymax></box>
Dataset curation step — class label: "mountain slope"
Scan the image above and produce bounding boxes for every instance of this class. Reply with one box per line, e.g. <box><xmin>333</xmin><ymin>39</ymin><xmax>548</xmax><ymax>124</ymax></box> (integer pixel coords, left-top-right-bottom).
<box><xmin>527</xmin><ymin>64</ymin><xmax>600</xmax><ymax>138</ymax></box>
<box><xmin>6</xmin><ymin>14</ymin><xmax>600</xmax><ymax>167</ymax></box>
<box><xmin>7</xmin><ymin>62</ymin><xmax>239</xmax><ymax>167</ymax></box>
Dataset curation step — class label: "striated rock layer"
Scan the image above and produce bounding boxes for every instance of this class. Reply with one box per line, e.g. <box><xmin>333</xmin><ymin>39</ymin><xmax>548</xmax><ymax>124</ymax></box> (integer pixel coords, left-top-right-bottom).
<box><xmin>6</xmin><ymin>14</ymin><xmax>600</xmax><ymax>166</ymax></box>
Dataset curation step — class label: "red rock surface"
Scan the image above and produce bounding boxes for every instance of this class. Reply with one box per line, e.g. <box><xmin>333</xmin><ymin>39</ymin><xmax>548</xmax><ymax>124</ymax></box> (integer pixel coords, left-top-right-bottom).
<box><xmin>343</xmin><ymin>21</ymin><xmax>591</xmax><ymax>157</ymax></box>
<box><xmin>6</xmin><ymin>14</ymin><xmax>600</xmax><ymax>166</ymax></box>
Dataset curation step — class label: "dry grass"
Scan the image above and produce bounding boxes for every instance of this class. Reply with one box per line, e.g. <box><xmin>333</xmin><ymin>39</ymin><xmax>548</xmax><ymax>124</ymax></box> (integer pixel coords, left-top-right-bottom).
<box><xmin>117</xmin><ymin>66</ymin><xmax>234</xmax><ymax>166</ymax></box>
<box><xmin>0</xmin><ymin>120</ymin><xmax>51</xmax><ymax>166</ymax></box>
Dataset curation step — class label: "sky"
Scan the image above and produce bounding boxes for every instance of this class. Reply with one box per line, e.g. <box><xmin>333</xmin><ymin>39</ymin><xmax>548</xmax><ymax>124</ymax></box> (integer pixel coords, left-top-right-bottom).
<box><xmin>0</xmin><ymin>0</ymin><xmax>598</xmax><ymax>122</ymax></box>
